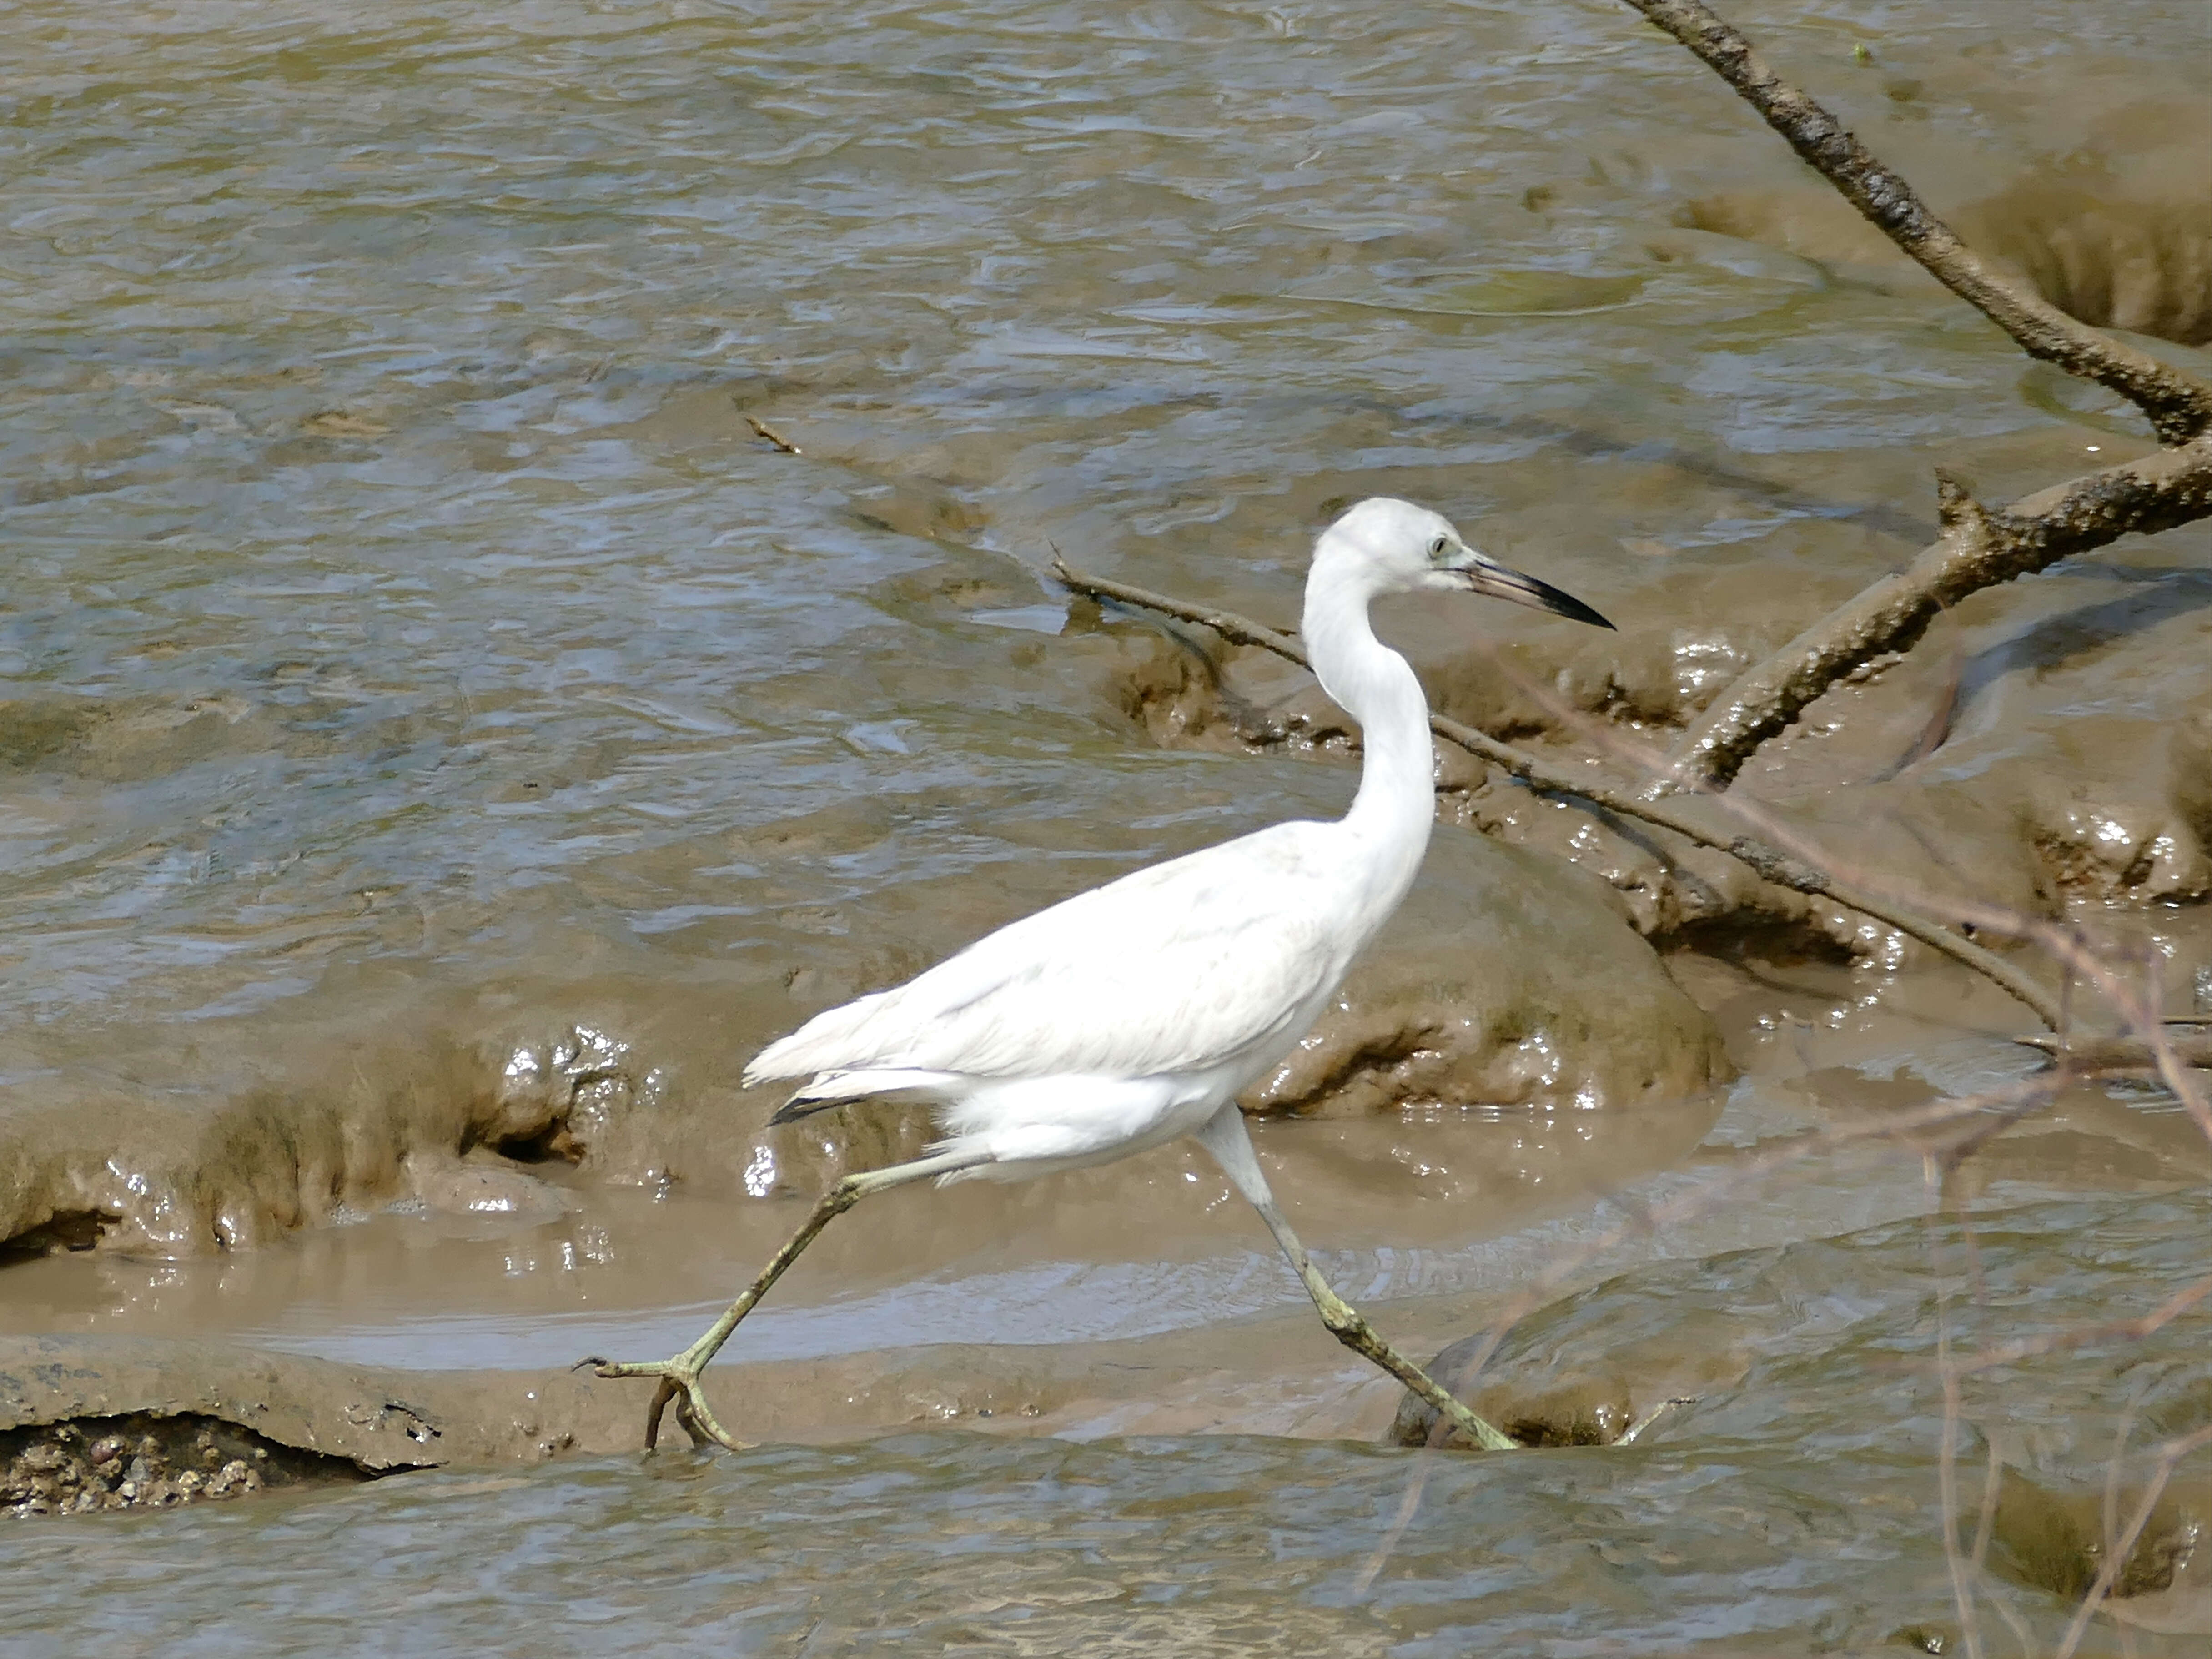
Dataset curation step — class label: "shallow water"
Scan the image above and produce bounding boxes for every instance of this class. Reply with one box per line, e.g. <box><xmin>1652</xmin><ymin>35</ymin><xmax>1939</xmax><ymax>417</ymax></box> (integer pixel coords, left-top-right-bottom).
<box><xmin>3</xmin><ymin>0</ymin><xmax>2208</xmax><ymax>1651</ymax></box>
<box><xmin>8</xmin><ymin>1196</ymin><xmax>2207</xmax><ymax>1656</ymax></box>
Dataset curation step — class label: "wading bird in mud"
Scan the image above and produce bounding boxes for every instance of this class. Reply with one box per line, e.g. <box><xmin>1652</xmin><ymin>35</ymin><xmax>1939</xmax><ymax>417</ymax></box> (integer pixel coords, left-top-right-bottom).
<box><xmin>584</xmin><ymin>498</ymin><xmax>1614</xmax><ymax>1453</ymax></box>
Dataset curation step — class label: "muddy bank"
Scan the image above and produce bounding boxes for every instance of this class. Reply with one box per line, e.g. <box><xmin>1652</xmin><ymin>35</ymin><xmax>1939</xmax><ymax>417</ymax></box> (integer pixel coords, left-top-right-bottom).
<box><xmin>8</xmin><ymin>1191</ymin><xmax>2204</xmax><ymax>1649</ymax></box>
<box><xmin>4</xmin><ymin>1413</ymin><xmax>367</xmax><ymax>1518</ymax></box>
<box><xmin>11</xmin><ymin>1187</ymin><xmax>2204</xmax><ymax>1470</ymax></box>
<box><xmin>0</xmin><ymin>1332</ymin><xmax>707</xmax><ymax>1513</ymax></box>
<box><xmin>0</xmin><ymin>1313</ymin><xmax>1462</xmax><ymax>1505</ymax></box>
<box><xmin>0</xmin><ymin>804</ymin><xmax>1726</xmax><ymax>1262</ymax></box>
<box><xmin>2</xmin><ymin>0</ymin><xmax>2202</xmax><ymax>1280</ymax></box>
<box><xmin>0</xmin><ymin>1</ymin><xmax>2205</xmax><ymax>1646</ymax></box>
<box><xmin>1670</xmin><ymin>85</ymin><xmax>2211</xmax><ymax>348</ymax></box>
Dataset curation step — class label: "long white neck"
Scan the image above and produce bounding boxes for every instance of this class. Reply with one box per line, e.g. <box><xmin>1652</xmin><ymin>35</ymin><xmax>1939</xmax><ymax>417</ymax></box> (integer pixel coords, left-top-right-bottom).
<box><xmin>1302</xmin><ymin>536</ymin><xmax>1436</xmax><ymax>912</ymax></box>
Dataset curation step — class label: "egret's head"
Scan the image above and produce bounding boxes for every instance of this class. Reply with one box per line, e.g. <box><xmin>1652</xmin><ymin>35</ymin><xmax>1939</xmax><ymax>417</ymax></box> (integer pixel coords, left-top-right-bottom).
<box><xmin>1322</xmin><ymin>497</ymin><xmax>1614</xmax><ymax>628</ymax></box>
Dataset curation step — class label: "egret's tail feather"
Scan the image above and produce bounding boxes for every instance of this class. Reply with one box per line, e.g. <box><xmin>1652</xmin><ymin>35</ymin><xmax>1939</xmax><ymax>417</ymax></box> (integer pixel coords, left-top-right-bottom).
<box><xmin>764</xmin><ymin>1066</ymin><xmax>961</xmax><ymax>1126</ymax></box>
<box><xmin>768</xmin><ymin>1093</ymin><xmax>840</xmax><ymax>1126</ymax></box>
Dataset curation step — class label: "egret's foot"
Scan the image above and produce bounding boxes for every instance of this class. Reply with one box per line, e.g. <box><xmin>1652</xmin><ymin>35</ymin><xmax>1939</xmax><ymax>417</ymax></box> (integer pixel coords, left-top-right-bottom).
<box><xmin>574</xmin><ymin>1350</ymin><xmax>747</xmax><ymax>1452</ymax></box>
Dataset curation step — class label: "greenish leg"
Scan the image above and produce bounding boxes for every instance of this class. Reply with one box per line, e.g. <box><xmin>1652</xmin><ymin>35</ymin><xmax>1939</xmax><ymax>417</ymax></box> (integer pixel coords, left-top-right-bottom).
<box><xmin>1196</xmin><ymin>1107</ymin><xmax>1521</xmax><ymax>1453</ymax></box>
<box><xmin>578</xmin><ymin>1146</ymin><xmax>993</xmax><ymax>1451</ymax></box>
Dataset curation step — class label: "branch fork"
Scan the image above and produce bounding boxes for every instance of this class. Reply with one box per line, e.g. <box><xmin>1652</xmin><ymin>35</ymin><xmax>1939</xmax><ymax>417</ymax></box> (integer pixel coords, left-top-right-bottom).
<box><xmin>1620</xmin><ymin>1</ymin><xmax>2212</xmax><ymax>791</ymax></box>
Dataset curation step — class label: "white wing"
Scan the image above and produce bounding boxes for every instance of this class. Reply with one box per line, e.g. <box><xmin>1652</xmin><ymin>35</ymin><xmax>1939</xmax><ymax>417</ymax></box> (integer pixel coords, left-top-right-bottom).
<box><xmin>746</xmin><ymin>821</ymin><xmax>1352</xmax><ymax>1086</ymax></box>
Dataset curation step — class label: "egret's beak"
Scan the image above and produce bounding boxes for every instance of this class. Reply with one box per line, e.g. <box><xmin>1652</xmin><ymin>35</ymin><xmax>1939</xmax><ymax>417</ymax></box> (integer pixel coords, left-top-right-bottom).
<box><xmin>1449</xmin><ymin>553</ymin><xmax>1614</xmax><ymax>630</ymax></box>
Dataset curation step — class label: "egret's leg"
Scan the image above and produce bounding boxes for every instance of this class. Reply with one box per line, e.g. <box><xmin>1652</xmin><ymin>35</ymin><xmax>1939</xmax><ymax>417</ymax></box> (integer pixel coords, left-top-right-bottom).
<box><xmin>579</xmin><ymin>1146</ymin><xmax>993</xmax><ymax>1451</ymax></box>
<box><xmin>1195</xmin><ymin>1108</ymin><xmax>1519</xmax><ymax>1453</ymax></box>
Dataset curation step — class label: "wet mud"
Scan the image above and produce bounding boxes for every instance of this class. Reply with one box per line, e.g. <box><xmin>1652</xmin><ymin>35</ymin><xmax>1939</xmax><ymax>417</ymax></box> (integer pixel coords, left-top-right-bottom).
<box><xmin>2</xmin><ymin>1413</ymin><xmax>364</xmax><ymax>1518</ymax></box>
<box><xmin>0</xmin><ymin>816</ymin><xmax>1730</xmax><ymax>1261</ymax></box>
<box><xmin>1675</xmin><ymin>97</ymin><xmax>2211</xmax><ymax>349</ymax></box>
<box><xmin>1</xmin><ymin>1</ymin><xmax>2207</xmax><ymax>1652</ymax></box>
<box><xmin>5</xmin><ymin>1190</ymin><xmax>2204</xmax><ymax>1652</ymax></box>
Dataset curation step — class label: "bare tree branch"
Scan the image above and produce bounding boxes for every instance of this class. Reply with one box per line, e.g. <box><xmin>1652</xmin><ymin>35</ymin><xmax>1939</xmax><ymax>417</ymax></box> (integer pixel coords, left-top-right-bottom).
<box><xmin>1052</xmin><ymin>555</ymin><xmax>2064</xmax><ymax>1029</ymax></box>
<box><xmin>1622</xmin><ymin>1</ymin><xmax>2212</xmax><ymax>788</ymax></box>
<box><xmin>1665</xmin><ymin>442</ymin><xmax>2212</xmax><ymax>791</ymax></box>
<box><xmin>1622</xmin><ymin>0</ymin><xmax>2212</xmax><ymax>445</ymax></box>
<box><xmin>2014</xmin><ymin>1032</ymin><xmax>2212</xmax><ymax>1073</ymax></box>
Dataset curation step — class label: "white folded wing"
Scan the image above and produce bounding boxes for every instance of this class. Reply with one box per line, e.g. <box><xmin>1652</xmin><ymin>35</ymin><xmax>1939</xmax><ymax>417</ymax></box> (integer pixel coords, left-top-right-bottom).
<box><xmin>745</xmin><ymin>821</ymin><xmax>1348</xmax><ymax>1088</ymax></box>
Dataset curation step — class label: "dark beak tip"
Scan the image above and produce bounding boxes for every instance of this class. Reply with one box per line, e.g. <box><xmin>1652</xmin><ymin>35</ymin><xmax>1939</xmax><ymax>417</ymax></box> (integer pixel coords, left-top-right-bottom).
<box><xmin>1466</xmin><ymin>564</ymin><xmax>1614</xmax><ymax>630</ymax></box>
<box><xmin>1537</xmin><ymin>583</ymin><xmax>1615</xmax><ymax>632</ymax></box>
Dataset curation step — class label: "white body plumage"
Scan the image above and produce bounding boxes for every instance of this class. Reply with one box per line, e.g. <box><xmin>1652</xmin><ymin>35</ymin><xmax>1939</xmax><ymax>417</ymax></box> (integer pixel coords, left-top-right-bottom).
<box><xmin>588</xmin><ymin>497</ymin><xmax>1611</xmax><ymax>1454</ymax></box>
<box><xmin>744</xmin><ymin>498</ymin><xmax>1609</xmax><ymax>1180</ymax></box>
<box><xmin>752</xmin><ymin>817</ymin><xmax>1391</xmax><ymax>1176</ymax></box>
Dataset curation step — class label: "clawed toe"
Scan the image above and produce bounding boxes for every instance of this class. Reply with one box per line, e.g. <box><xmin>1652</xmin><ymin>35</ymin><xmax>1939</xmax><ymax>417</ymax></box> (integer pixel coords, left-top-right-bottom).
<box><xmin>577</xmin><ymin>1353</ymin><xmax>747</xmax><ymax>1453</ymax></box>
<box><xmin>575</xmin><ymin>1354</ymin><xmax>659</xmax><ymax>1381</ymax></box>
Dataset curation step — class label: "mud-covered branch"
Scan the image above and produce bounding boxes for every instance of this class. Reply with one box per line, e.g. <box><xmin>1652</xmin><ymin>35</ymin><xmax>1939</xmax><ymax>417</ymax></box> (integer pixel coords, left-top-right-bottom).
<box><xmin>1665</xmin><ymin>436</ymin><xmax>2212</xmax><ymax>791</ymax></box>
<box><xmin>1052</xmin><ymin>557</ymin><xmax>2063</xmax><ymax>1030</ymax></box>
<box><xmin>1624</xmin><ymin>4</ymin><xmax>2212</xmax><ymax>789</ymax></box>
<box><xmin>1619</xmin><ymin>4</ymin><xmax>2212</xmax><ymax>792</ymax></box>
<box><xmin>1622</xmin><ymin>0</ymin><xmax>2212</xmax><ymax>446</ymax></box>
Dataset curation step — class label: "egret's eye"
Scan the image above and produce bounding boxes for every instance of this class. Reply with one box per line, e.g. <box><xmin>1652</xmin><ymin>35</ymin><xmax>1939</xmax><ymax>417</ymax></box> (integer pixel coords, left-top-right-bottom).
<box><xmin>1428</xmin><ymin>535</ymin><xmax>1450</xmax><ymax>558</ymax></box>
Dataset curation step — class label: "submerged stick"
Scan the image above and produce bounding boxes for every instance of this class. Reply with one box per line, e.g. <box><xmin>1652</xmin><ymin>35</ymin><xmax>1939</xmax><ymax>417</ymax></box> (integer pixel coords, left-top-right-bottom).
<box><xmin>1051</xmin><ymin>556</ymin><xmax>2063</xmax><ymax>1030</ymax></box>
<box><xmin>743</xmin><ymin>414</ymin><xmax>804</xmax><ymax>455</ymax></box>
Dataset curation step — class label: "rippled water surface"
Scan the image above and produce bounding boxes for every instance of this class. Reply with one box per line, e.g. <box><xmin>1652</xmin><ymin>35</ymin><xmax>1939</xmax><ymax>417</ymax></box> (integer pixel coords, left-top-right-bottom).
<box><xmin>9</xmin><ymin>1196</ymin><xmax>2207</xmax><ymax>1656</ymax></box>
<box><xmin>7</xmin><ymin>0</ymin><xmax>2198</xmax><ymax>1044</ymax></box>
<box><xmin>4</xmin><ymin>0</ymin><xmax>2208</xmax><ymax>1652</ymax></box>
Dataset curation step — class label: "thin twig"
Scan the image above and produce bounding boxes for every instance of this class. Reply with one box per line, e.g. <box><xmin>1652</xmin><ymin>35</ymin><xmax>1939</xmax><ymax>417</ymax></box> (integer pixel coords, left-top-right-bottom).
<box><xmin>1914</xmin><ymin>893</ymin><xmax>2211</xmax><ymax>1132</ymax></box>
<box><xmin>1927</xmin><ymin>1163</ymin><xmax>1985</xmax><ymax>1659</ymax></box>
<box><xmin>1051</xmin><ymin>555</ymin><xmax>2063</xmax><ymax>1028</ymax></box>
<box><xmin>1621</xmin><ymin>0</ymin><xmax>2212</xmax><ymax>444</ymax></box>
<box><xmin>1935</xmin><ymin>1279</ymin><xmax>2211</xmax><ymax>1380</ymax></box>
<box><xmin>2013</xmin><ymin>1033</ymin><xmax>2212</xmax><ymax>1072</ymax></box>
<box><xmin>1614</xmin><ymin>1395</ymin><xmax>1695</xmax><ymax>1445</ymax></box>
<box><xmin>1966</xmin><ymin>1436</ymin><xmax>2003</xmax><ymax>1648</ymax></box>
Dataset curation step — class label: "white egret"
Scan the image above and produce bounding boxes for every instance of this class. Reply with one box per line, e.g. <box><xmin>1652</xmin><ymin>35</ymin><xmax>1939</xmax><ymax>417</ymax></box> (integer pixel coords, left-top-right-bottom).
<box><xmin>585</xmin><ymin>498</ymin><xmax>1614</xmax><ymax>1452</ymax></box>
